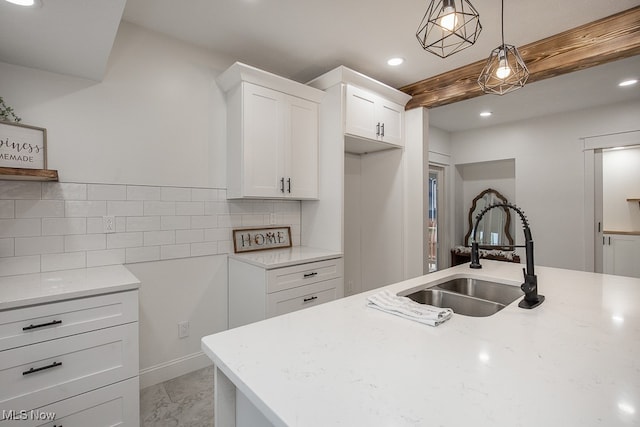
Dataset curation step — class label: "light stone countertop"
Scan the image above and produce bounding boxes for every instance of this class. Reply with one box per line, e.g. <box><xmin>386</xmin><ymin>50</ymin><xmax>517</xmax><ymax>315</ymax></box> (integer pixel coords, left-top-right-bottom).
<box><xmin>228</xmin><ymin>246</ymin><xmax>342</xmax><ymax>269</ymax></box>
<box><xmin>0</xmin><ymin>265</ymin><xmax>140</xmax><ymax>310</ymax></box>
<box><xmin>202</xmin><ymin>260</ymin><xmax>640</xmax><ymax>426</ymax></box>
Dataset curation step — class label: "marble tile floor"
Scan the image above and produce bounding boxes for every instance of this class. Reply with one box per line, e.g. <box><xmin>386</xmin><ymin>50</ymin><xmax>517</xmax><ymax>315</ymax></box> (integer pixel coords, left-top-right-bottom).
<box><xmin>140</xmin><ymin>365</ymin><xmax>214</xmax><ymax>427</ymax></box>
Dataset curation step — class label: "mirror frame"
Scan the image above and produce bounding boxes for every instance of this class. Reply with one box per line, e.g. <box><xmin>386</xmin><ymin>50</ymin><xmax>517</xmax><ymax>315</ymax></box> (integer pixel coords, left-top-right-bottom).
<box><xmin>464</xmin><ymin>188</ymin><xmax>514</xmax><ymax>248</ymax></box>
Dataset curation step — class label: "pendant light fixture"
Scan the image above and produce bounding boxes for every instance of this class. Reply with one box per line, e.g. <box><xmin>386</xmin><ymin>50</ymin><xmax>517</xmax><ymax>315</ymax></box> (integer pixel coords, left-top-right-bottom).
<box><xmin>416</xmin><ymin>0</ymin><xmax>482</xmax><ymax>58</ymax></box>
<box><xmin>478</xmin><ymin>0</ymin><xmax>529</xmax><ymax>95</ymax></box>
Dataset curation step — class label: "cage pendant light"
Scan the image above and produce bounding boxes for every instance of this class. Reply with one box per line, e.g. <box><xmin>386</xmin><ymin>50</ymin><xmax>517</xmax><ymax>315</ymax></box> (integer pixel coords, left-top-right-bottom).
<box><xmin>416</xmin><ymin>0</ymin><xmax>482</xmax><ymax>58</ymax></box>
<box><xmin>478</xmin><ymin>0</ymin><xmax>529</xmax><ymax>95</ymax></box>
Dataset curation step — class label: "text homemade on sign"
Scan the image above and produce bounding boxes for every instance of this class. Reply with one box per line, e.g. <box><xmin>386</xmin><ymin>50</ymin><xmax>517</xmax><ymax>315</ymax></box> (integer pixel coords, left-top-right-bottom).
<box><xmin>233</xmin><ymin>226</ymin><xmax>292</xmax><ymax>253</ymax></box>
<box><xmin>0</xmin><ymin>122</ymin><xmax>47</xmax><ymax>169</ymax></box>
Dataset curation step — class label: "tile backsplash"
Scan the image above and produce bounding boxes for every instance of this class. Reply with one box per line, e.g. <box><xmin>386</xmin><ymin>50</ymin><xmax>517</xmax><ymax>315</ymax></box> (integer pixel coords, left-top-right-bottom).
<box><xmin>0</xmin><ymin>181</ymin><xmax>301</xmax><ymax>277</ymax></box>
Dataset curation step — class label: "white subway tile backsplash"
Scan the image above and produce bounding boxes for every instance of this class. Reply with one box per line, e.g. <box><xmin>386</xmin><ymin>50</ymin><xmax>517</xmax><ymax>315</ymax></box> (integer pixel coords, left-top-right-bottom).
<box><xmin>64</xmin><ymin>234</ymin><xmax>106</xmax><ymax>252</ymax></box>
<box><xmin>191</xmin><ymin>215</ymin><xmax>216</xmax><ymax>229</ymax></box>
<box><xmin>0</xmin><ymin>200</ymin><xmax>14</xmax><ymax>218</ymax></box>
<box><xmin>15</xmin><ymin>236</ymin><xmax>63</xmax><ymax>256</ymax></box>
<box><xmin>144</xmin><ymin>201</ymin><xmax>175</xmax><ymax>216</ymax></box>
<box><xmin>0</xmin><ymin>181</ymin><xmax>301</xmax><ymax>275</ymax></box>
<box><xmin>161</xmin><ymin>244</ymin><xmax>191</xmax><ymax>260</ymax></box>
<box><xmin>127</xmin><ymin>185</ymin><xmax>161</xmax><ymax>201</ymax></box>
<box><xmin>41</xmin><ymin>251</ymin><xmax>86</xmax><ymax>272</ymax></box>
<box><xmin>176</xmin><ymin>229</ymin><xmax>204</xmax><ymax>244</ymax></box>
<box><xmin>191</xmin><ymin>188</ymin><xmax>218</xmax><ymax>202</ymax></box>
<box><xmin>176</xmin><ymin>202</ymin><xmax>205</xmax><ymax>216</ymax></box>
<box><xmin>190</xmin><ymin>241</ymin><xmax>218</xmax><ymax>257</ymax></box>
<box><xmin>161</xmin><ymin>216</ymin><xmax>190</xmax><ymax>230</ymax></box>
<box><xmin>0</xmin><ymin>218</ymin><xmax>41</xmax><ymax>238</ymax></box>
<box><xmin>42</xmin><ymin>218</ymin><xmax>87</xmax><ymax>235</ymax></box>
<box><xmin>204</xmin><ymin>228</ymin><xmax>230</xmax><ymax>242</ymax></box>
<box><xmin>107</xmin><ymin>232</ymin><xmax>143</xmax><ymax>249</ymax></box>
<box><xmin>144</xmin><ymin>230</ymin><xmax>175</xmax><ymax>246</ymax></box>
<box><xmin>66</xmin><ymin>201</ymin><xmax>107</xmax><ymax>217</ymax></box>
<box><xmin>161</xmin><ymin>187</ymin><xmax>191</xmax><ymax>201</ymax></box>
<box><xmin>126</xmin><ymin>216</ymin><xmax>161</xmax><ymax>232</ymax></box>
<box><xmin>15</xmin><ymin>200</ymin><xmax>64</xmax><ymax>218</ymax></box>
<box><xmin>126</xmin><ymin>246</ymin><xmax>160</xmax><ymax>263</ymax></box>
<box><xmin>42</xmin><ymin>183</ymin><xmax>87</xmax><ymax>200</ymax></box>
<box><xmin>0</xmin><ymin>238</ymin><xmax>14</xmax><ymax>257</ymax></box>
<box><xmin>88</xmin><ymin>184</ymin><xmax>126</xmax><ymax>200</ymax></box>
<box><xmin>0</xmin><ymin>182</ymin><xmax>41</xmax><ymax>200</ymax></box>
<box><xmin>107</xmin><ymin>201</ymin><xmax>144</xmax><ymax>216</ymax></box>
<box><xmin>86</xmin><ymin>248</ymin><xmax>125</xmax><ymax>267</ymax></box>
<box><xmin>0</xmin><ymin>255</ymin><xmax>40</xmax><ymax>276</ymax></box>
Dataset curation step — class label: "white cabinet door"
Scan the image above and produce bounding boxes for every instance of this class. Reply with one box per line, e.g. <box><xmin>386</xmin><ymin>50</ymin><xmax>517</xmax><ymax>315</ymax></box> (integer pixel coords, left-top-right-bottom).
<box><xmin>345</xmin><ymin>84</ymin><xmax>404</xmax><ymax>148</ymax></box>
<box><xmin>377</xmin><ymin>98</ymin><xmax>404</xmax><ymax>146</ymax></box>
<box><xmin>286</xmin><ymin>96</ymin><xmax>318</xmax><ymax>199</ymax></box>
<box><xmin>603</xmin><ymin>234</ymin><xmax>640</xmax><ymax>278</ymax></box>
<box><xmin>243</xmin><ymin>83</ymin><xmax>286</xmax><ymax>198</ymax></box>
<box><xmin>345</xmin><ymin>85</ymin><xmax>378</xmax><ymax>141</ymax></box>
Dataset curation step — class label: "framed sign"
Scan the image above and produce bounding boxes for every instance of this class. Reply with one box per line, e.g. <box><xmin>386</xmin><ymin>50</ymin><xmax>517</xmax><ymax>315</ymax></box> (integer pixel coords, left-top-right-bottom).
<box><xmin>233</xmin><ymin>226</ymin><xmax>292</xmax><ymax>253</ymax></box>
<box><xmin>0</xmin><ymin>121</ymin><xmax>47</xmax><ymax>170</ymax></box>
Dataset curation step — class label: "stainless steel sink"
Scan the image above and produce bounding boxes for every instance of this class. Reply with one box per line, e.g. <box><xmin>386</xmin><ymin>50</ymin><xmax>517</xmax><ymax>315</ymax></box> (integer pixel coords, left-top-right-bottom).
<box><xmin>435</xmin><ymin>277</ymin><xmax>523</xmax><ymax>306</ymax></box>
<box><xmin>401</xmin><ymin>277</ymin><xmax>524</xmax><ymax>317</ymax></box>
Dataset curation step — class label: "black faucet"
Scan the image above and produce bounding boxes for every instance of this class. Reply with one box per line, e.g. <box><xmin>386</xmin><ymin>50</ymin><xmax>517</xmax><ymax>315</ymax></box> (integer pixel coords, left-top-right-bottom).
<box><xmin>469</xmin><ymin>203</ymin><xmax>545</xmax><ymax>309</ymax></box>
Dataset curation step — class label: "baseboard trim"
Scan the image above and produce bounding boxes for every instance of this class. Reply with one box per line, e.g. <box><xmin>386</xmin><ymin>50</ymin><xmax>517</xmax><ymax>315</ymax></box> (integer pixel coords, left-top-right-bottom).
<box><xmin>139</xmin><ymin>351</ymin><xmax>212</xmax><ymax>389</ymax></box>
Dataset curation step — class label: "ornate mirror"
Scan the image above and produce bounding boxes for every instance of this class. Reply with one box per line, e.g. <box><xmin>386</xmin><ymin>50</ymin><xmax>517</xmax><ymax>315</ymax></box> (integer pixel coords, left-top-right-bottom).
<box><xmin>464</xmin><ymin>188</ymin><xmax>514</xmax><ymax>248</ymax></box>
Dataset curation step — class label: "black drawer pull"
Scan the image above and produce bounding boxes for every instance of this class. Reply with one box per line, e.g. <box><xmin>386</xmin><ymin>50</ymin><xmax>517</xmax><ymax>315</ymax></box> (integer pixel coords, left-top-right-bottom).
<box><xmin>303</xmin><ymin>272</ymin><xmax>318</xmax><ymax>278</ymax></box>
<box><xmin>23</xmin><ymin>361</ymin><xmax>62</xmax><ymax>376</ymax></box>
<box><xmin>303</xmin><ymin>296</ymin><xmax>318</xmax><ymax>303</ymax></box>
<box><xmin>23</xmin><ymin>319</ymin><xmax>62</xmax><ymax>331</ymax></box>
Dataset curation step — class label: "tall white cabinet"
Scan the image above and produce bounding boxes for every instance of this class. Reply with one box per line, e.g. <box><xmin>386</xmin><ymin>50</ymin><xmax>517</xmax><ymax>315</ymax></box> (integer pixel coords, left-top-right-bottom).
<box><xmin>303</xmin><ymin>66</ymin><xmax>421</xmax><ymax>296</ymax></box>
<box><xmin>217</xmin><ymin>62</ymin><xmax>324</xmax><ymax>199</ymax></box>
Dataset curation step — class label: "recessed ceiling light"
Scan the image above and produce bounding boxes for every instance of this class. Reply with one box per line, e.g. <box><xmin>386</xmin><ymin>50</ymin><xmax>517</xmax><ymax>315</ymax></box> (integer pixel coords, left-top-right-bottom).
<box><xmin>479</xmin><ymin>111</ymin><xmax>492</xmax><ymax>117</ymax></box>
<box><xmin>619</xmin><ymin>79</ymin><xmax>638</xmax><ymax>87</ymax></box>
<box><xmin>4</xmin><ymin>0</ymin><xmax>40</xmax><ymax>6</ymax></box>
<box><xmin>387</xmin><ymin>57</ymin><xmax>404</xmax><ymax>66</ymax></box>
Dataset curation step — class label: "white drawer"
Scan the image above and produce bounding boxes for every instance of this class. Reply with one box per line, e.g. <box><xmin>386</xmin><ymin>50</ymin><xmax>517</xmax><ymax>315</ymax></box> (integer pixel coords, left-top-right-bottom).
<box><xmin>266</xmin><ymin>258</ymin><xmax>343</xmax><ymax>293</ymax></box>
<box><xmin>267</xmin><ymin>277</ymin><xmax>340</xmax><ymax>317</ymax></box>
<box><xmin>0</xmin><ymin>323</ymin><xmax>138</xmax><ymax>412</ymax></box>
<box><xmin>0</xmin><ymin>290</ymin><xmax>138</xmax><ymax>351</ymax></box>
<box><xmin>0</xmin><ymin>377</ymin><xmax>139</xmax><ymax>426</ymax></box>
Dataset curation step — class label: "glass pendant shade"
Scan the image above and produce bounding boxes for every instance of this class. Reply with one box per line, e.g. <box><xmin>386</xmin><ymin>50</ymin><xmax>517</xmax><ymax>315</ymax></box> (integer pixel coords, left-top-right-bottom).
<box><xmin>478</xmin><ymin>44</ymin><xmax>529</xmax><ymax>95</ymax></box>
<box><xmin>416</xmin><ymin>0</ymin><xmax>482</xmax><ymax>58</ymax></box>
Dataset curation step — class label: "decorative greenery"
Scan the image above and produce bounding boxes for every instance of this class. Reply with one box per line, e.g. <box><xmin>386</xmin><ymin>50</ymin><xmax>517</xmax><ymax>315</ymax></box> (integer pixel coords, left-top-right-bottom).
<box><xmin>0</xmin><ymin>96</ymin><xmax>22</xmax><ymax>123</ymax></box>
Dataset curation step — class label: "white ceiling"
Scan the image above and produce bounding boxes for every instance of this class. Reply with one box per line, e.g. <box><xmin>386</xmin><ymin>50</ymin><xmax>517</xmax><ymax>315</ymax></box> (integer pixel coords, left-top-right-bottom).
<box><xmin>0</xmin><ymin>0</ymin><xmax>639</xmax><ymax>131</ymax></box>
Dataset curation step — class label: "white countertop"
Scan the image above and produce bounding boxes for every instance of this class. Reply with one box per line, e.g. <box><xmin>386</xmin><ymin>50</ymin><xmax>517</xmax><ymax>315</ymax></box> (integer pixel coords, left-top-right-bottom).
<box><xmin>228</xmin><ymin>246</ymin><xmax>342</xmax><ymax>269</ymax></box>
<box><xmin>202</xmin><ymin>261</ymin><xmax>640</xmax><ymax>426</ymax></box>
<box><xmin>0</xmin><ymin>265</ymin><xmax>141</xmax><ymax>310</ymax></box>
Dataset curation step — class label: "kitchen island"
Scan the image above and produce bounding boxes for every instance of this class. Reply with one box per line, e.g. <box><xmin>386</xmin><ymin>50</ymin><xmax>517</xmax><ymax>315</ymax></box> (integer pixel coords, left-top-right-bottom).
<box><xmin>201</xmin><ymin>261</ymin><xmax>640</xmax><ymax>426</ymax></box>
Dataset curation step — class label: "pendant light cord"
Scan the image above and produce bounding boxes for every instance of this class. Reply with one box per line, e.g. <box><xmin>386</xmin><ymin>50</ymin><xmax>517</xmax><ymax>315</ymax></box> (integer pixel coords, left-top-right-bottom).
<box><xmin>501</xmin><ymin>0</ymin><xmax>505</xmax><ymax>47</ymax></box>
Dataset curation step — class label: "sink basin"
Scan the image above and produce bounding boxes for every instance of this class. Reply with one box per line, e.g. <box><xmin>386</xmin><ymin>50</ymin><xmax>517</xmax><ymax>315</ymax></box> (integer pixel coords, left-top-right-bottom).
<box><xmin>435</xmin><ymin>277</ymin><xmax>523</xmax><ymax>306</ymax></box>
<box><xmin>401</xmin><ymin>277</ymin><xmax>524</xmax><ymax>317</ymax></box>
<box><xmin>404</xmin><ymin>289</ymin><xmax>505</xmax><ymax>317</ymax></box>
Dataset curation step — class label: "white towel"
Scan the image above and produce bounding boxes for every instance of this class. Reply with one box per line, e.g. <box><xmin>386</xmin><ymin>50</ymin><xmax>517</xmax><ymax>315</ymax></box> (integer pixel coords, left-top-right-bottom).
<box><xmin>366</xmin><ymin>290</ymin><xmax>453</xmax><ymax>327</ymax></box>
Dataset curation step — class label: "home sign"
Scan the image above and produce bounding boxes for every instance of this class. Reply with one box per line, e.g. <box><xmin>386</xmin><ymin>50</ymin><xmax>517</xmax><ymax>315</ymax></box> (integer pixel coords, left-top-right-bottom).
<box><xmin>233</xmin><ymin>226</ymin><xmax>292</xmax><ymax>253</ymax></box>
<box><xmin>0</xmin><ymin>121</ymin><xmax>47</xmax><ymax>169</ymax></box>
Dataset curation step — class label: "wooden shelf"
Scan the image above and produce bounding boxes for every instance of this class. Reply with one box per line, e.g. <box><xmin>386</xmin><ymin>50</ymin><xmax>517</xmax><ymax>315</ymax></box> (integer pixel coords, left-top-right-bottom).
<box><xmin>0</xmin><ymin>167</ymin><xmax>58</xmax><ymax>181</ymax></box>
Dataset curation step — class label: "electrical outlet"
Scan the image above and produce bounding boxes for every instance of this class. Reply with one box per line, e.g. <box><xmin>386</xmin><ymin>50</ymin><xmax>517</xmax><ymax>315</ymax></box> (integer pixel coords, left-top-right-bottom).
<box><xmin>103</xmin><ymin>215</ymin><xmax>115</xmax><ymax>233</ymax></box>
<box><xmin>178</xmin><ymin>321</ymin><xmax>189</xmax><ymax>339</ymax></box>
<box><xmin>269</xmin><ymin>213</ymin><xmax>277</xmax><ymax>225</ymax></box>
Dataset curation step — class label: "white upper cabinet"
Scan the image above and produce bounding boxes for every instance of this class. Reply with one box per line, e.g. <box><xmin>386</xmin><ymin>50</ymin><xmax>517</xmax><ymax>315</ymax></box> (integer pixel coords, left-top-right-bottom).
<box><xmin>218</xmin><ymin>62</ymin><xmax>323</xmax><ymax>199</ymax></box>
<box><xmin>345</xmin><ymin>85</ymin><xmax>404</xmax><ymax>147</ymax></box>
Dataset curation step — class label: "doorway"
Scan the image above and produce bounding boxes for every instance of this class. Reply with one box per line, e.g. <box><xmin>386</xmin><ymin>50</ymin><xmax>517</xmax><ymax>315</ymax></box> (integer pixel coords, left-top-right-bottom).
<box><xmin>426</xmin><ymin>165</ymin><xmax>444</xmax><ymax>273</ymax></box>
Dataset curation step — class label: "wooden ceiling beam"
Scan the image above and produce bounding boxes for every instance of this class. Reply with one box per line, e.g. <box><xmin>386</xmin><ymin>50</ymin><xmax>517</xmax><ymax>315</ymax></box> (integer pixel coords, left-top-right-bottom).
<box><xmin>400</xmin><ymin>6</ymin><xmax>640</xmax><ymax>110</ymax></box>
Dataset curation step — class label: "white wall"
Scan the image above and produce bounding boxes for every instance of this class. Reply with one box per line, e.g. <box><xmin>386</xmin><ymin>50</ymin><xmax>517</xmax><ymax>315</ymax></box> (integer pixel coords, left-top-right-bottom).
<box><xmin>0</xmin><ymin>22</ymin><xmax>305</xmax><ymax>387</ymax></box>
<box><xmin>450</xmin><ymin>99</ymin><xmax>640</xmax><ymax>271</ymax></box>
<box><xmin>603</xmin><ymin>146</ymin><xmax>640</xmax><ymax>232</ymax></box>
<box><xmin>344</xmin><ymin>153</ymin><xmax>361</xmax><ymax>295</ymax></box>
